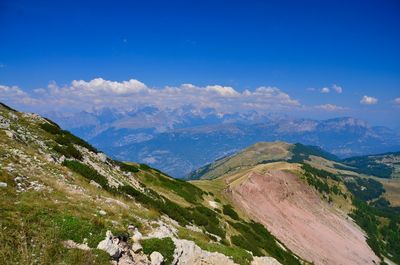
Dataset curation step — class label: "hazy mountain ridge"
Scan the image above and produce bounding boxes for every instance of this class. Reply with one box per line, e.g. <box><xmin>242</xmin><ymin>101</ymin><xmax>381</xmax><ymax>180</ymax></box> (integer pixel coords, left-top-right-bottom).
<box><xmin>45</xmin><ymin>107</ymin><xmax>400</xmax><ymax>178</ymax></box>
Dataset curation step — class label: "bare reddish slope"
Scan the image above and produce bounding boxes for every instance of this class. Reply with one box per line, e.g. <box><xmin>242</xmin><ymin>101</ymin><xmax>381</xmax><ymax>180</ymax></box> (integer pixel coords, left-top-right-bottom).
<box><xmin>228</xmin><ymin>169</ymin><xmax>379</xmax><ymax>265</ymax></box>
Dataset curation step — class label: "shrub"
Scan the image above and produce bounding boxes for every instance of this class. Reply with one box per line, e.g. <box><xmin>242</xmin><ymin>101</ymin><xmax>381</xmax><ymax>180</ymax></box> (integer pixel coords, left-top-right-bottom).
<box><xmin>139</xmin><ymin>163</ymin><xmax>151</xmax><ymax>170</ymax></box>
<box><xmin>53</xmin><ymin>145</ymin><xmax>83</xmax><ymax>160</ymax></box>
<box><xmin>142</xmin><ymin>237</ymin><xmax>175</xmax><ymax>265</ymax></box>
<box><xmin>116</xmin><ymin>161</ymin><xmax>139</xmax><ymax>173</ymax></box>
<box><xmin>40</xmin><ymin>122</ymin><xmax>99</xmax><ymax>153</ymax></box>
<box><xmin>40</xmin><ymin>122</ymin><xmax>62</xmax><ymax>135</ymax></box>
<box><xmin>223</xmin><ymin>204</ymin><xmax>239</xmax><ymax>220</ymax></box>
<box><xmin>142</xmin><ymin>172</ymin><xmax>204</xmax><ymax>204</ymax></box>
<box><xmin>63</xmin><ymin>160</ymin><xmax>109</xmax><ymax>189</ymax></box>
<box><xmin>230</xmin><ymin>221</ymin><xmax>300</xmax><ymax>265</ymax></box>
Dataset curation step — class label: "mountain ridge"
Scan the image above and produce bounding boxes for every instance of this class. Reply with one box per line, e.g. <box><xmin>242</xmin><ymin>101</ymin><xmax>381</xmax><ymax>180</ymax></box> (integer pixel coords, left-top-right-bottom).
<box><xmin>44</xmin><ymin>107</ymin><xmax>400</xmax><ymax>178</ymax></box>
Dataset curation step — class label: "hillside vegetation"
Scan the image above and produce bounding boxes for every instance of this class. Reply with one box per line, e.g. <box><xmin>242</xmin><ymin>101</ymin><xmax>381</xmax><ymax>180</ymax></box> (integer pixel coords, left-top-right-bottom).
<box><xmin>0</xmin><ymin>103</ymin><xmax>304</xmax><ymax>265</ymax></box>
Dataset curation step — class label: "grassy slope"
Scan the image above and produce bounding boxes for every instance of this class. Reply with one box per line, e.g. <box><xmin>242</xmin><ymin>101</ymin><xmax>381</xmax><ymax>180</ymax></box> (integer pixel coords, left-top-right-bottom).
<box><xmin>0</xmin><ymin>104</ymin><xmax>305</xmax><ymax>265</ymax></box>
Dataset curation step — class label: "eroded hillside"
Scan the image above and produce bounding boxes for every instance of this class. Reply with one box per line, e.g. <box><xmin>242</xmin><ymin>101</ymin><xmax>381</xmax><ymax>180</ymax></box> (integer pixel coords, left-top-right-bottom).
<box><xmin>192</xmin><ymin>145</ymin><xmax>400</xmax><ymax>265</ymax></box>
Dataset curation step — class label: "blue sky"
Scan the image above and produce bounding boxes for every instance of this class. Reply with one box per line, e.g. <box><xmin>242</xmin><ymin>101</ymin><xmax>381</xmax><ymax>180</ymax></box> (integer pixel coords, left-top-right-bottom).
<box><xmin>0</xmin><ymin>0</ymin><xmax>399</xmax><ymax>127</ymax></box>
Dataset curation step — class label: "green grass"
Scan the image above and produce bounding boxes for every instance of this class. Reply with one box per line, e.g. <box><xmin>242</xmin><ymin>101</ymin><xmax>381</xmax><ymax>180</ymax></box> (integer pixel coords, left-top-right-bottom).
<box><xmin>0</xmin><ymin>172</ymin><xmax>111</xmax><ymax>265</ymax></box>
<box><xmin>142</xmin><ymin>237</ymin><xmax>175</xmax><ymax>265</ymax></box>
<box><xmin>141</xmin><ymin>172</ymin><xmax>204</xmax><ymax>204</ymax></box>
<box><xmin>198</xmin><ymin>242</ymin><xmax>253</xmax><ymax>265</ymax></box>
<box><xmin>39</xmin><ymin>122</ymin><xmax>99</xmax><ymax>153</ymax></box>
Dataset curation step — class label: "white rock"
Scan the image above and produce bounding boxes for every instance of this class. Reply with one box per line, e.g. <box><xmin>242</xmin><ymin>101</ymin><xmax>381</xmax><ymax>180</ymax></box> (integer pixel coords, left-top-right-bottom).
<box><xmin>208</xmin><ymin>200</ymin><xmax>219</xmax><ymax>208</ymax></box>
<box><xmin>132</xmin><ymin>228</ymin><xmax>143</xmax><ymax>242</ymax></box>
<box><xmin>4</xmin><ymin>130</ymin><xmax>13</xmax><ymax>138</ymax></box>
<box><xmin>97</xmin><ymin>231</ymin><xmax>121</xmax><ymax>258</ymax></box>
<box><xmin>172</xmin><ymin>238</ymin><xmax>236</xmax><ymax>265</ymax></box>
<box><xmin>118</xmin><ymin>253</ymin><xmax>135</xmax><ymax>265</ymax></box>
<box><xmin>0</xmin><ymin>182</ymin><xmax>7</xmax><ymax>188</ymax></box>
<box><xmin>150</xmin><ymin>251</ymin><xmax>164</xmax><ymax>265</ymax></box>
<box><xmin>97</xmin><ymin>152</ymin><xmax>107</xmax><ymax>162</ymax></box>
<box><xmin>90</xmin><ymin>180</ymin><xmax>102</xmax><ymax>188</ymax></box>
<box><xmin>131</xmin><ymin>242</ymin><xmax>143</xmax><ymax>253</ymax></box>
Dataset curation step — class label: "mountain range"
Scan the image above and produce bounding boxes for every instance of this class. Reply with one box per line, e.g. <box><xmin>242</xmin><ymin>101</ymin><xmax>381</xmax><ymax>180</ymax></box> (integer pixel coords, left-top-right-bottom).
<box><xmin>45</xmin><ymin>107</ymin><xmax>400</xmax><ymax>178</ymax></box>
<box><xmin>1</xmin><ymin>103</ymin><xmax>400</xmax><ymax>265</ymax></box>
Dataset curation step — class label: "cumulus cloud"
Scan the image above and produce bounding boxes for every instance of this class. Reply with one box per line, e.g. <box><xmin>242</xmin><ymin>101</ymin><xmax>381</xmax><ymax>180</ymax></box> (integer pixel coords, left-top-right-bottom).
<box><xmin>320</xmin><ymin>87</ymin><xmax>330</xmax><ymax>93</ymax></box>
<box><xmin>360</xmin><ymin>95</ymin><xmax>378</xmax><ymax>105</ymax></box>
<box><xmin>0</xmin><ymin>85</ymin><xmax>39</xmax><ymax>105</ymax></box>
<box><xmin>71</xmin><ymin>78</ymin><xmax>147</xmax><ymax>94</ymax></box>
<box><xmin>0</xmin><ymin>78</ymin><xmax>301</xmax><ymax>114</ymax></box>
<box><xmin>315</xmin><ymin>104</ymin><xmax>346</xmax><ymax>111</ymax></box>
<box><xmin>309</xmin><ymin>84</ymin><xmax>343</xmax><ymax>94</ymax></box>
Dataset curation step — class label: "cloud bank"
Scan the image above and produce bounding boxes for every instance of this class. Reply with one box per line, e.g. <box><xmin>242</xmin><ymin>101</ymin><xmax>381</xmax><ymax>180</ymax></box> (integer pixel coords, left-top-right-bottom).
<box><xmin>0</xmin><ymin>78</ymin><xmax>308</xmax><ymax>114</ymax></box>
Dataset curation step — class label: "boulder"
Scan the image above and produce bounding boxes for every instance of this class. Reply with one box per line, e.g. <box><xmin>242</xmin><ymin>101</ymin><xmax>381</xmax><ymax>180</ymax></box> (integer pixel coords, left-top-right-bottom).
<box><xmin>150</xmin><ymin>251</ymin><xmax>164</xmax><ymax>265</ymax></box>
<box><xmin>131</xmin><ymin>252</ymin><xmax>150</xmax><ymax>265</ymax></box>
<box><xmin>118</xmin><ymin>253</ymin><xmax>135</xmax><ymax>265</ymax></box>
<box><xmin>0</xmin><ymin>182</ymin><xmax>7</xmax><ymax>188</ymax></box>
<box><xmin>131</xmin><ymin>242</ymin><xmax>143</xmax><ymax>253</ymax></box>
<box><xmin>172</xmin><ymin>238</ymin><xmax>236</xmax><ymax>265</ymax></box>
<box><xmin>97</xmin><ymin>231</ymin><xmax>121</xmax><ymax>259</ymax></box>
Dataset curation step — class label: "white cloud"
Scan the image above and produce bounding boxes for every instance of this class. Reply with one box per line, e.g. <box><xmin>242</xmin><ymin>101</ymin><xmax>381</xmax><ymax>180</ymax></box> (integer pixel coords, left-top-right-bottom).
<box><xmin>360</xmin><ymin>95</ymin><xmax>378</xmax><ymax>105</ymax></box>
<box><xmin>205</xmin><ymin>85</ymin><xmax>239</xmax><ymax>97</ymax></box>
<box><xmin>320</xmin><ymin>87</ymin><xmax>330</xmax><ymax>93</ymax></box>
<box><xmin>71</xmin><ymin>78</ymin><xmax>147</xmax><ymax>95</ymax></box>
<box><xmin>315</xmin><ymin>104</ymin><xmax>346</xmax><ymax>111</ymax></box>
<box><xmin>309</xmin><ymin>84</ymin><xmax>343</xmax><ymax>94</ymax></box>
<box><xmin>394</xmin><ymin>97</ymin><xmax>400</xmax><ymax>105</ymax></box>
<box><xmin>332</xmin><ymin>84</ymin><xmax>343</xmax><ymax>94</ymax></box>
<box><xmin>0</xmin><ymin>78</ymin><xmax>301</xmax><ymax>114</ymax></box>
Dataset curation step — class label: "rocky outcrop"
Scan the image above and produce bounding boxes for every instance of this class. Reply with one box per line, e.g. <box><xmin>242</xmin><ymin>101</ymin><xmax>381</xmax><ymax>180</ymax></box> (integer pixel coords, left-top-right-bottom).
<box><xmin>97</xmin><ymin>231</ymin><xmax>121</xmax><ymax>259</ymax></box>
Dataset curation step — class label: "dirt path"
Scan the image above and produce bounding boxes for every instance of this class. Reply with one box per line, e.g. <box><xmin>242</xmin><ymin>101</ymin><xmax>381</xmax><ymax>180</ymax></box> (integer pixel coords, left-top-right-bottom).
<box><xmin>229</xmin><ymin>169</ymin><xmax>379</xmax><ymax>265</ymax></box>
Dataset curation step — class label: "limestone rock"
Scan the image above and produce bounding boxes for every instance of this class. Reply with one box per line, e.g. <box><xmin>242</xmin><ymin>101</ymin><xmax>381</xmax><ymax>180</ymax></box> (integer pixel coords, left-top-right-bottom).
<box><xmin>90</xmin><ymin>180</ymin><xmax>102</xmax><ymax>188</ymax></box>
<box><xmin>131</xmin><ymin>242</ymin><xmax>143</xmax><ymax>253</ymax></box>
<box><xmin>97</xmin><ymin>231</ymin><xmax>121</xmax><ymax>259</ymax></box>
<box><xmin>150</xmin><ymin>251</ymin><xmax>164</xmax><ymax>265</ymax></box>
<box><xmin>172</xmin><ymin>238</ymin><xmax>236</xmax><ymax>265</ymax></box>
<box><xmin>118</xmin><ymin>253</ymin><xmax>135</xmax><ymax>265</ymax></box>
<box><xmin>131</xmin><ymin>252</ymin><xmax>150</xmax><ymax>265</ymax></box>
